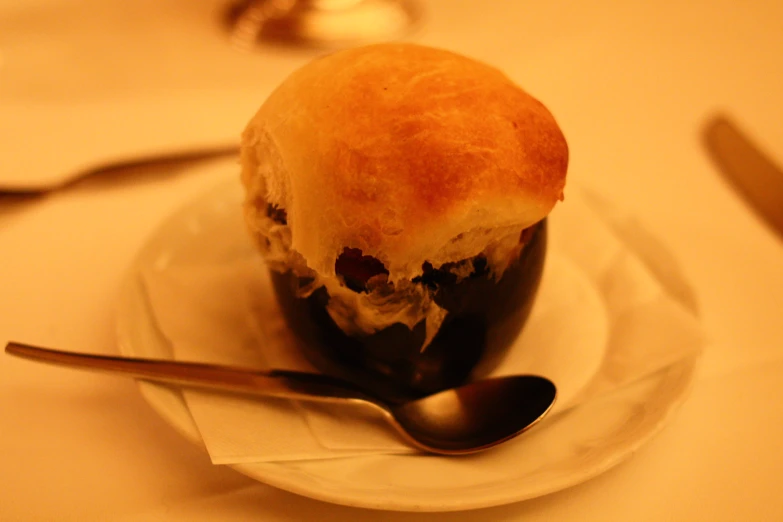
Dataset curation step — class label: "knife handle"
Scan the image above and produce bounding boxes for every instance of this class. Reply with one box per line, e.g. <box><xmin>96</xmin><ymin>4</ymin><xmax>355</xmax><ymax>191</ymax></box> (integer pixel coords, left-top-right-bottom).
<box><xmin>704</xmin><ymin>115</ymin><xmax>783</xmax><ymax>239</ymax></box>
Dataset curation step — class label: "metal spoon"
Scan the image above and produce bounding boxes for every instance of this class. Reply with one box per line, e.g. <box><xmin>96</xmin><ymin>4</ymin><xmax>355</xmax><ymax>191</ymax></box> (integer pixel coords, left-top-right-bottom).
<box><xmin>5</xmin><ymin>341</ymin><xmax>556</xmax><ymax>455</ymax></box>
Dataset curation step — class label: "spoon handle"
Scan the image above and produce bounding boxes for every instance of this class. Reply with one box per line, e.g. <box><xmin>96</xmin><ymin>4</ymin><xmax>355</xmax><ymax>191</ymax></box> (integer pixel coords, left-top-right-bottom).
<box><xmin>4</xmin><ymin>341</ymin><xmax>378</xmax><ymax>406</ymax></box>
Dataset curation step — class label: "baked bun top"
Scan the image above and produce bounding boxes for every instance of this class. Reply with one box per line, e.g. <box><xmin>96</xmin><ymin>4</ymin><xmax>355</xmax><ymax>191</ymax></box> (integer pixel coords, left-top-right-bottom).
<box><xmin>241</xmin><ymin>43</ymin><xmax>568</xmax><ymax>283</ymax></box>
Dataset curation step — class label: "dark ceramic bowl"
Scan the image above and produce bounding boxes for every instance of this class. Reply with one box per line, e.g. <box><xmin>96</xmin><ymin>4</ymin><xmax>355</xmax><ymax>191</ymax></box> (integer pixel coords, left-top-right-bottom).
<box><xmin>270</xmin><ymin>220</ymin><xmax>547</xmax><ymax>403</ymax></box>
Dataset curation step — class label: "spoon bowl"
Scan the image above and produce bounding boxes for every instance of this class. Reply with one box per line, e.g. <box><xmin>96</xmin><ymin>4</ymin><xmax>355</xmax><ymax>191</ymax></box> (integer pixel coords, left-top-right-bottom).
<box><xmin>4</xmin><ymin>342</ymin><xmax>556</xmax><ymax>455</ymax></box>
<box><xmin>390</xmin><ymin>375</ymin><xmax>556</xmax><ymax>453</ymax></box>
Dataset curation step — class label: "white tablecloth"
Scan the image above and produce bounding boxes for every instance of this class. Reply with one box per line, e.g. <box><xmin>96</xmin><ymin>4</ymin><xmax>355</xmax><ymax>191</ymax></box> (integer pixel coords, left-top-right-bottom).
<box><xmin>1</xmin><ymin>0</ymin><xmax>782</xmax><ymax>520</ymax></box>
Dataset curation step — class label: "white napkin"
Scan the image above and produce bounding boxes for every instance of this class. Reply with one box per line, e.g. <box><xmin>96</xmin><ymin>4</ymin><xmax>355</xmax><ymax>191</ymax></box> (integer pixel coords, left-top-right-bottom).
<box><xmin>139</xmin><ymin>186</ymin><xmax>703</xmax><ymax>464</ymax></box>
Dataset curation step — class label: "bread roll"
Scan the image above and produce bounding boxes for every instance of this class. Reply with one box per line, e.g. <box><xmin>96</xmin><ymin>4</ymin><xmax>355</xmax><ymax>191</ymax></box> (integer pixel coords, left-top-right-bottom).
<box><xmin>241</xmin><ymin>43</ymin><xmax>568</xmax><ymax>339</ymax></box>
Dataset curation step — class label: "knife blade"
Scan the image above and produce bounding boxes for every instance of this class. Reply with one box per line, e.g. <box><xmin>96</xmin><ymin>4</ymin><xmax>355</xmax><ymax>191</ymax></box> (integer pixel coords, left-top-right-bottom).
<box><xmin>703</xmin><ymin>114</ymin><xmax>783</xmax><ymax>240</ymax></box>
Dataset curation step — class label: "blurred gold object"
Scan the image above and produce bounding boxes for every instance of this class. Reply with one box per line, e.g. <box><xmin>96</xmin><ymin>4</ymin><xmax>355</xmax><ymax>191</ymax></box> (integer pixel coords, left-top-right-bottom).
<box><xmin>225</xmin><ymin>0</ymin><xmax>421</xmax><ymax>49</ymax></box>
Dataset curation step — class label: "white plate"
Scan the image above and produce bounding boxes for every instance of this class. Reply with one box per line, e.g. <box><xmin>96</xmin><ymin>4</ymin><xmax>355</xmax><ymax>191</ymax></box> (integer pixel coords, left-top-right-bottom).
<box><xmin>117</xmin><ymin>181</ymin><xmax>701</xmax><ymax>512</ymax></box>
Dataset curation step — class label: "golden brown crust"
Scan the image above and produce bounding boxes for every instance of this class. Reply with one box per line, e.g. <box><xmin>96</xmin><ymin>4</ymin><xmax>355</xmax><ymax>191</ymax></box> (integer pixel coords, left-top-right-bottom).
<box><xmin>241</xmin><ymin>43</ymin><xmax>568</xmax><ymax>282</ymax></box>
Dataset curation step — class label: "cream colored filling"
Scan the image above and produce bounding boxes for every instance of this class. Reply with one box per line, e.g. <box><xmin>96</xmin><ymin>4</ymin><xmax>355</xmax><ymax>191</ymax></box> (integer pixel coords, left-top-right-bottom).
<box><xmin>248</xmin><ymin>206</ymin><xmax>527</xmax><ymax>351</ymax></box>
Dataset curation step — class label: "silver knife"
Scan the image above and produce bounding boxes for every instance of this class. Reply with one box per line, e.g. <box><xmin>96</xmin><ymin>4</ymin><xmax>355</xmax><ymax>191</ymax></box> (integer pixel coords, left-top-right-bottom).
<box><xmin>703</xmin><ymin>114</ymin><xmax>783</xmax><ymax>240</ymax></box>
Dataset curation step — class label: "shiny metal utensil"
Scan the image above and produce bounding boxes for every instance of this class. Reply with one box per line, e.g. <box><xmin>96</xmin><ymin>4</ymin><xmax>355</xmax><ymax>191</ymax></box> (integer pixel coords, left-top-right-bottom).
<box><xmin>703</xmin><ymin>114</ymin><xmax>783</xmax><ymax>239</ymax></box>
<box><xmin>0</xmin><ymin>145</ymin><xmax>238</xmax><ymax>197</ymax></box>
<box><xmin>5</xmin><ymin>342</ymin><xmax>556</xmax><ymax>455</ymax></box>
